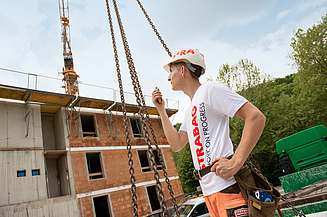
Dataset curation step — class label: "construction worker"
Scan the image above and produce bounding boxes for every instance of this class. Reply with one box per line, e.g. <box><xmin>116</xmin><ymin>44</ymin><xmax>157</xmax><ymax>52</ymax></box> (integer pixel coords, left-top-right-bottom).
<box><xmin>152</xmin><ymin>48</ymin><xmax>266</xmax><ymax>217</ymax></box>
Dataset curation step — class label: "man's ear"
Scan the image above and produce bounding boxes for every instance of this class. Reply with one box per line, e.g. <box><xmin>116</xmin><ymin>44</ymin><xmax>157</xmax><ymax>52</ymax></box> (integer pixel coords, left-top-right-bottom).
<box><xmin>180</xmin><ymin>65</ymin><xmax>186</xmax><ymax>77</ymax></box>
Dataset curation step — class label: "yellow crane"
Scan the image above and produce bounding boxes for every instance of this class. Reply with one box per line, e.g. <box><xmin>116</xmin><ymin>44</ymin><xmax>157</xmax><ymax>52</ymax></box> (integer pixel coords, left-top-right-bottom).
<box><xmin>58</xmin><ymin>0</ymin><xmax>79</xmax><ymax>96</ymax></box>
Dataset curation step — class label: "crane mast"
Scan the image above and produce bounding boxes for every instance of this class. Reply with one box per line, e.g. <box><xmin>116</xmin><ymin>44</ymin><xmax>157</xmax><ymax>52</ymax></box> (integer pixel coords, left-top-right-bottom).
<box><xmin>58</xmin><ymin>0</ymin><xmax>79</xmax><ymax>96</ymax></box>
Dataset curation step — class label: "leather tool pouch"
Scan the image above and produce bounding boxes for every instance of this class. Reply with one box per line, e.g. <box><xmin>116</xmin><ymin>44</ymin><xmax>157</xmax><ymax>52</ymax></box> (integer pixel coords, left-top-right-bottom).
<box><xmin>234</xmin><ymin>165</ymin><xmax>281</xmax><ymax>217</ymax></box>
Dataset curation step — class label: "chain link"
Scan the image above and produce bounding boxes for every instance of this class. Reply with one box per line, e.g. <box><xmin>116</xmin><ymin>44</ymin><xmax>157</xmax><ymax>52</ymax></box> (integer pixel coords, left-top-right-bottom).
<box><xmin>135</xmin><ymin>0</ymin><xmax>172</xmax><ymax>57</ymax></box>
<box><xmin>135</xmin><ymin>1</ymin><xmax>181</xmax><ymax>214</ymax></box>
<box><xmin>109</xmin><ymin>0</ymin><xmax>170</xmax><ymax>215</ymax></box>
<box><xmin>106</xmin><ymin>0</ymin><xmax>180</xmax><ymax>215</ymax></box>
<box><xmin>105</xmin><ymin>0</ymin><xmax>138</xmax><ymax>215</ymax></box>
<box><xmin>134</xmin><ymin>1</ymin><xmax>180</xmax><ymax>213</ymax></box>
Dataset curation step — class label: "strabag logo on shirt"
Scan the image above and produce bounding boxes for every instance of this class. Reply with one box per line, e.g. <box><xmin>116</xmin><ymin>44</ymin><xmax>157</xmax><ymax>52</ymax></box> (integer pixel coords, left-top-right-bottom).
<box><xmin>191</xmin><ymin>105</ymin><xmax>205</xmax><ymax>169</ymax></box>
<box><xmin>191</xmin><ymin>102</ymin><xmax>211</xmax><ymax>169</ymax></box>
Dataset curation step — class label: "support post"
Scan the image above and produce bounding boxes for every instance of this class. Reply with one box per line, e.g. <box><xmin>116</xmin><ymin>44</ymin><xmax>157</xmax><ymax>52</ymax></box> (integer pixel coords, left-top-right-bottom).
<box><xmin>24</xmin><ymin>92</ymin><xmax>32</xmax><ymax>137</ymax></box>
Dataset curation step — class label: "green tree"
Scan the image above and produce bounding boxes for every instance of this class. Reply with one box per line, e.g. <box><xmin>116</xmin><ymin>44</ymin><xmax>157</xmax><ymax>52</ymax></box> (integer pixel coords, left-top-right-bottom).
<box><xmin>290</xmin><ymin>14</ymin><xmax>327</xmax><ymax>128</ymax></box>
<box><xmin>215</xmin><ymin>59</ymin><xmax>271</xmax><ymax>92</ymax></box>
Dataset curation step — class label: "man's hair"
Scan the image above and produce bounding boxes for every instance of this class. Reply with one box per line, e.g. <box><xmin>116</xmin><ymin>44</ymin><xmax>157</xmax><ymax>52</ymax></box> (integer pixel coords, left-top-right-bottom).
<box><xmin>173</xmin><ymin>62</ymin><xmax>202</xmax><ymax>80</ymax></box>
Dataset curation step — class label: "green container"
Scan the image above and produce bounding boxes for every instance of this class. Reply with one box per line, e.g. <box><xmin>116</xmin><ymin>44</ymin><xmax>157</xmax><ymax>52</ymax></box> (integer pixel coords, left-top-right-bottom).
<box><xmin>279</xmin><ymin>164</ymin><xmax>327</xmax><ymax>193</ymax></box>
<box><xmin>276</xmin><ymin>125</ymin><xmax>327</xmax><ymax>172</ymax></box>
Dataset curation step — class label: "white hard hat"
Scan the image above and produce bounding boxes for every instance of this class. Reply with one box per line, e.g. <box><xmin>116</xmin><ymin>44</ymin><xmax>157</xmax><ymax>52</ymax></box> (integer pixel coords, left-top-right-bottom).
<box><xmin>163</xmin><ymin>48</ymin><xmax>206</xmax><ymax>76</ymax></box>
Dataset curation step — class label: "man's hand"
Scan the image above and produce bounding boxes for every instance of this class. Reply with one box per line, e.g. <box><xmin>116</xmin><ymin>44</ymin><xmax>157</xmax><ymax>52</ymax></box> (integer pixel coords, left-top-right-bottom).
<box><xmin>152</xmin><ymin>88</ymin><xmax>165</xmax><ymax>111</ymax></box>
<box><xmin>210</xmin><ymin>157</ymin><xmax>243</xmax><ymax>179</ymax></box>
<box><xmin>151</xmin><ymin>87</ymin><xmax>189</xmax><ymax>152</ymax></box>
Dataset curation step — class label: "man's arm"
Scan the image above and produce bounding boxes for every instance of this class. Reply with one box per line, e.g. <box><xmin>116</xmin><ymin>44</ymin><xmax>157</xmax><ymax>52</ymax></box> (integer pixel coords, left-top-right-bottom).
<box><xmin>211</xmin><ymin>102</ymin><xmax>266</xmax><ymax>178</ymax></box>
<box><xmin>152</xmin><ymin>89</ymin><xmax>189</xmax><ymax>152</ymax></box>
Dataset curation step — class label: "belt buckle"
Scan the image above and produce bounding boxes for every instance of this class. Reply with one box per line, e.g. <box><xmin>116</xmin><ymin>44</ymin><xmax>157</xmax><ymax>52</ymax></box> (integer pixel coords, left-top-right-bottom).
<box><xmin>193</xmin><ymin>169</ymin><xmax>202</xmax><ymax>180</ymax></box>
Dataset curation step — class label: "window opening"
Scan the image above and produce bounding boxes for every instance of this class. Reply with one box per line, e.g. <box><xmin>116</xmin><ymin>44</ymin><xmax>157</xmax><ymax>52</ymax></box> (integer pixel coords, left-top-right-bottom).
<box><xmin>86</xmin><ymin>152</ymin><xmax>104</xmax><ymax>180</ymax></box>
<box><xmin>146</xmin><ymin>185</ymin><xmax>161</xmax><ymax>212</ymax></box>
<box><xmin>17</xmin><ymin>170</ymin><xmax>26</xmax><ymax>177</ymax></box>
<box><xmin>130</xmin><ymin>118</ymin><xmax>143</xmax><ymax>138</ymax></box>
<box><xmin>93</xmin><ymin>195</ymin><xmax>111</xmax><ymax>217</ymax></box>
<box><xmin>81</xmin><ymin>115</ymin><xmax>97</xmax><ymax>137</ymax></box>
<box><xmin>138</xmin><ymin>150</ymin><xmax>163</xmax><ymax>173</ymax></box>
<box><xmin>139</xmin><ymin>150</ymin><xmax>151</xmax><ymax>172</ymax></box>
<box><xmin>32</xmin><ymin>169</ymin><xmax>40</xmax><ymax>176</ymax></box>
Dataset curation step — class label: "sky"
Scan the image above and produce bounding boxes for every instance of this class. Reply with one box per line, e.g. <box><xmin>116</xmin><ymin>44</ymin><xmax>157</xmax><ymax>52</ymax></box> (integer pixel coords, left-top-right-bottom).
<box><xmin>1</xmin><ymin>0</ymin><xmax>327</xmax><ymax>123</ymax></box>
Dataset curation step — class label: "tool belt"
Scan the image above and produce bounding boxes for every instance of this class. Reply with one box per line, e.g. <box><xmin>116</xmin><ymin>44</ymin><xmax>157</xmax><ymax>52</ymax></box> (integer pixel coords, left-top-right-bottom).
<box><xmin>193</xmin><ymin>157</ymin><xmax>281</xmax><ymax>217</ymax></box>
<box><xmin>193</xmin><ymin>164</ymin><xmax>213</xmax><ymax>181</ymax></box>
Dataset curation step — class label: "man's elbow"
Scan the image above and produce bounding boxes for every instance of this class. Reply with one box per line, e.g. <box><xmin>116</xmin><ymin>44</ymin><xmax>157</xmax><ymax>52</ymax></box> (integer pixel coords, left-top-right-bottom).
<box><xmin>256</xmin><ymin>110</ymin><xmax>266</xmax><ymax>128</ymax></box>
<box><xmin>170</xmin><ymin>140</ymin><xmax>187</xmax><ymax>152</ymax></box>
<box><xmin>259</xmin><ymin>111</ymin><xmax>266</xmax><ymax>124</ymax></box>
<box><xmin>247</xmin><ymin>109</ymin><xmax>266</xmax><ymax>125</ymax></box>
<box><xmin>171</xmin><ymin>146</ymin><xmax>181</xmax><ymax>152</ymax></box>
<box><xmin>171</xmin><ymin>144</ymin><xmax>184</xmax><ymax>152</ymax></box>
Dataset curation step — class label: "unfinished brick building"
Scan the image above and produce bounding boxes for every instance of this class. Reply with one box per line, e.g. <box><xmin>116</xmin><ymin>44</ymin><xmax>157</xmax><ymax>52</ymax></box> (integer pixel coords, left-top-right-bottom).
<box><xmin>0</xmin><ymin>84</ymin><xmax>184</xmax><ymax>217</ymax></box>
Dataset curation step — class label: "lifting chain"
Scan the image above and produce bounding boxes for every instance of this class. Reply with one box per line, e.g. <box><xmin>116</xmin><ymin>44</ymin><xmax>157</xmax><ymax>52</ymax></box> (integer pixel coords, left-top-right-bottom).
<box><xmin>105</xmin><ymin>0</ymin><xmax>138</xmax><ymax>215</ymax></box>
<box><xmin>135</xmin><ymin>0</ymin><xmax>172</xmax><ymax>57</ymax></box>
<box><xmin>105</xmin><ymin>0</ymin><xmax>178</xmax><ymax>216</ymax></box>
<box><xmin>106</xmin><ymin>0</ymin><xmax>180</xmax><ymax>215</ymax></box>
<box><xmin>135</xmin><ymin>1</ymin><xmax>180</xmax><ymax>215</ymax></box>
<box><xmin>110</xmin><ymin>0</ymin><xmax>168</xmax><ymax>212</ymax></box>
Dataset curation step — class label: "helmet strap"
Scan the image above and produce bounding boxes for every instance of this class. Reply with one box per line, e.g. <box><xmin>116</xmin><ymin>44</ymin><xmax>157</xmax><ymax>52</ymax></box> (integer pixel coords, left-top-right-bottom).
<box><xmin>185</xmin><ymin>62</ymin><xmax>201</xmax><ymax>78</ymax></box>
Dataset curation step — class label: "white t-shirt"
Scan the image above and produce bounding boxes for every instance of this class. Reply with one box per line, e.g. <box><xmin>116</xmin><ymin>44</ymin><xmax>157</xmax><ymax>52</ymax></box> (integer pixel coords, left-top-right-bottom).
<box><xmin>180</xmin><ymin>81</ymin><xmax>248</xmax><ymax>196</ymax></box>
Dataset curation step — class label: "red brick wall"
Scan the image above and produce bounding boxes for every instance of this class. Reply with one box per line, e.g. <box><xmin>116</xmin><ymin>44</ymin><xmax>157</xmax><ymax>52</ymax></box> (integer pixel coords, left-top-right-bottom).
<box><xmin>68</xmin><ymin>113</ymin><xmax>168</xmax><ymax>147</ymax></box>
<box><xmin>77</xmin><ymin>178</ymin><xmax>184</xmax><ymax>217</ymax></box>
<box><xmin>71</xmin><ymin>148</ymin><xmax>180</xmax><ymax>194</ymax></box>
<box><xmin>69</xmin><ymin>112</ymin><xmax>184</xmax><ymax>217</ymax></box>
<box><xmin>78</xmin><ymin>197</ymin><xmax>94</xmax><ymax>217</ymax></box>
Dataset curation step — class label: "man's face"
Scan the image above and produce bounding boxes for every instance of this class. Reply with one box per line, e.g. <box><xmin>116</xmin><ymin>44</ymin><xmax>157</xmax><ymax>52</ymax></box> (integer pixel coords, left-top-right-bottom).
<box><xmin>168</xmin><ymin>63</ymin><xmax>183</xmax><ymax>91</ymax></box>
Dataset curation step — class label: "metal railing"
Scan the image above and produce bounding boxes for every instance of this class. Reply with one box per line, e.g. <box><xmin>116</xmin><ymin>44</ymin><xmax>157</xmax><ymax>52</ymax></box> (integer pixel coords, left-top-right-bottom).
<box><xmin>0</xmin><ymin>67</ymin><xmax>179</xmax><ymax>110</ymax></box>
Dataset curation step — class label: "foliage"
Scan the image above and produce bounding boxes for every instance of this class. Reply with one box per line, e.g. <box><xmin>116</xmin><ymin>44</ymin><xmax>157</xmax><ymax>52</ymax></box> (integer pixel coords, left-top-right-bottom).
<box><xmin>214</xmin><ymin>58</ymin><xmax>271</xmax><ymax>92</ymax></box>
<box><xmin>290</xmin><ymin>14</ymin><xmax>327</xmax><ymax>128</ymax></box>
